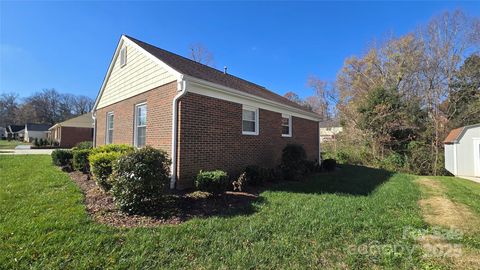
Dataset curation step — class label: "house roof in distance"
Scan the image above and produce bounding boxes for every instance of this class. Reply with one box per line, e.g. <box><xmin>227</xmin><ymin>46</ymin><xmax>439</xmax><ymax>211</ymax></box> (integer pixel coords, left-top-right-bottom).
<box><xmin>319</xmin><ymin>119</ymin><xmax>341</xmax><ymax>128</ymax></box>
<box><xmin>444</xmin><ymin>123</ymin><xmax>480</xmax><ymax>144</ymax></box>
<box><xmin>26</xmin><ymin>123</ymin><xmax>51</xmax><ymax>132</ymax></box>
<box><xmin>49</xmin><ymin>113</ymin><xmax>93</xmax><ymax>130</ymax></box>
<box><xmin>124</xmin><ymin>35</ymin><xmax>314</xmax><ymax>114</ymax></box>
<box><xmin>7</xmin><ymin>125</ymin><xmax>25</xmax><ymax>133</ymax></box>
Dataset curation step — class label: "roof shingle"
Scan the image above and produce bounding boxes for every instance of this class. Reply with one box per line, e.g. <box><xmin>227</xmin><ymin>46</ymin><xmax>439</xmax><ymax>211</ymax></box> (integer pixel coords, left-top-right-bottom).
<box><xmin>125</xmin><ymin>35</ymin><xmax>315</xmax><ymax>114</ymax></box>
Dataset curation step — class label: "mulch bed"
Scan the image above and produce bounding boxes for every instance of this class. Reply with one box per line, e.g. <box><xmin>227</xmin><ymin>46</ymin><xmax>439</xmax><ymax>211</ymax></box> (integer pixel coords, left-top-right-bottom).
<box><xmin>68</xmin><ymin>171</ymin><xmax>260</xmax><ymax>228</ymax></box>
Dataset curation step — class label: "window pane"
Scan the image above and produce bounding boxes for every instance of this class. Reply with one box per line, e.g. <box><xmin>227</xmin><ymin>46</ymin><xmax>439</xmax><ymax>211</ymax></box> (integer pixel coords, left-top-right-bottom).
<box><xmin>282</xmin><ymin>126</ymin><xmax>290</xmax><ymax>135</ymax></box>
<box><xmin>137</xmin><ymin>127</ymin><xmax>146</xmax><ymax>147</ymax></box>
<box><xmin>107</xmin><ymin>130</ymin><xmax>113</xmax><ymax>144</ymax></box>
<box><xmin>282</xmin><ymin>117</ymin><xmax>289</xmax><ymax>126</ymax></box>
<box><xmin>242</xmin><ymin>109</ymin><xmax>255</xmax><ymax>121</ymax></box>
<box><xmin>243</xmin><ymin>120</ymin><xmax>255</xmax><ymax>132</ymax></box>
<box><xmin>137</xmin><ymin>106</ymin><xmax>147</xmax><ymax>126</ymax></box>
<box><xmin>108</xmin><ymin>114</ymin><xmax>114</xmax><ymax>129</ymax></box>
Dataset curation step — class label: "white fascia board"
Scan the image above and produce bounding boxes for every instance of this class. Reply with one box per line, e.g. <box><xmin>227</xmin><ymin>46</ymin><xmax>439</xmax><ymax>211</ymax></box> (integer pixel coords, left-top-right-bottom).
<box><xmin>92</xmin><ymin>36</ymin><xmax>124</xmax><ymax>111</ymax></box>
<box><xmin>92</xmin><ymin>35</ymin><xmax>183</xmax><ymax>111</ymax></box>
<box><xmin>184</xmin><ymin>76</ymin><xmax>321</xmax><ymax>121</ymax></box>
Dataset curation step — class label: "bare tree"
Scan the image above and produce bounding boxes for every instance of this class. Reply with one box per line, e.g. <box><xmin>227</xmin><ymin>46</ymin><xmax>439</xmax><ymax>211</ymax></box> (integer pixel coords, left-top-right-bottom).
<box><xmin>74</xmin><ymin>95</ymin><xmax>94</xmax><ymax>114</ymax></box>
<box><xmin>306</xmin><ymin>76</ymin><xmax>339</xmax><ymax>120</ymax></box>
<box><xmin>189</xmin><ymin>43</ymin><xmax>215</xmax><ymax>67</ymax></box>
<box><xmin>0</xmin><ymin>92</ymin><xmax>19</xmax><ymax>126</ymax></box>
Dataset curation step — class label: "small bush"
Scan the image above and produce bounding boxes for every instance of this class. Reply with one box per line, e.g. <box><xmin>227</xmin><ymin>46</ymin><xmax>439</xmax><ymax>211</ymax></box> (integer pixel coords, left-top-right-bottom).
<box><xmin>72</xmin><ymin>149</ymin><xmax>91</xmax><ymax>172</ymax></box>
<box><xmin>195</xmin><ymin>170</ymin><xmax>229</xmax><ymax>194</ymax></box>
<box><xmin>303</xmin><ymin>160</ymin><xmax>318</xmax><ymax>173</ymax></box>
<box><xmin>33</xmin><ymin>138</ymin><xmax>39</xmax><ymax>147</ymax></box>
<box><xmin>322</xmin><ymin>159</ymin><xmax>337</xmax><ymax>172</ymax></box>
<box><xmin>245</xmin><ymin>165</ymin><xmax>262</xmax><ymax>186</ymax></box>
<box><xmin>281</xmin><ymin>144</ymin><xmax>307</xmax><ymax>181</ymax></box>
<box><xmin>51</xmin><ymin>149</ymin><xmax>73</xmax><ymax>167</ymax></box>
<box><xmin>90</xmin><ymin>144</ymin><xmax>133</xmax><ymax>155</ymax></box>
<box><xmin>89</xmin><ymin>151</ymin><xmax>123</xmax><ymax>191</ymax></box>
<box><xmin>379</xmin><ymin>152</ymin><xmax>405</xmax><ymax>172</ymax></box>
<box><xmin>259</xmin><ymin>167</ymin><xmax>275</xmax><ymax>183</ymax></box>
<box><xmin>75</xmin><ymin>141</ymin><xmax>93</xmax><ymax>150</ymax></box>
<box><xmin>111</xmin><ymin>146</ymin><xmax>171</xmax><ymax>214</ymax></box>
<box><xmin>243</xmin><ymin>166</ymin><xmax>276</xmax><ymax>186</ymax></box>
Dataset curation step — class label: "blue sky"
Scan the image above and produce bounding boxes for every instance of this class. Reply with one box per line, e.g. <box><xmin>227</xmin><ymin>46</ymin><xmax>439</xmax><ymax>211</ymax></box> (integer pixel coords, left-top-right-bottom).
<box><xmin>1</xmin><ymin>1</ymin><xmax>479</xmax><ymax>100</ymax></box>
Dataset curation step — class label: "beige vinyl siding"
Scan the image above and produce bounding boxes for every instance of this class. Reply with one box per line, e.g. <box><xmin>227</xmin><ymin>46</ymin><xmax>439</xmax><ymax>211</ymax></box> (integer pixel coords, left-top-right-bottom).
<box><xmin>97</xmin><ymin>42</ymin><xmax>176</xmax><ymax>109</ymax></box>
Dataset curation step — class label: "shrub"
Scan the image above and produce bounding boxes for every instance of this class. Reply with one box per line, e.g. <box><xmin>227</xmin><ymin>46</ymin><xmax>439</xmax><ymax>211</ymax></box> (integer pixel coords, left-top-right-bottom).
<box><xmin>111</xmin><ymin>146</ymin><xmax>171</xmax><ymax>214</ymax></box>
<box><xmin>379</xmin><ymin>152</ymin><xmax>405</xmax><ymax>172</ymax></box>
<box><xmin>33</xmin><ymin>138</ymin><xmax>39</xmax><ymax>147</ymax></box>
<box><xmin>245</xmin><ymin>165</ymin><xmax>262</xmax><ymax>186</ymax></box>
<box><xmin>259</xmin><ymin>167</ymin><xmax>275</xmax><ymax>183</ymax></box>
<box><xmin>75</xmin><ymin>141</ymin><xmax>93</xmax><ymax>150</ymax></box>
<box><xmin>72</xmin><ymin>149</ymin><xmax>91</xmax><ymax>172</ymax></box>
<box><xmin>89</xmin><ymin>151</ymin><xmax>123</xmax><ymax>191</ymax></box>
<box><xmin>281</xmin><ymin>144</ymin><xmax>307</xmax><ymax>181</ymax></box>
<box><xmin>90</xmin><ymin>144</ymin><xmax>133</xmax><ymax>155</ymax></box>
<box><xmin>303</xmin><ymin>160</ymin><xmax>318</xmax><ymax>173</ymax></box>
<box><xmin>51</xmin><ymin>149</ymin><xmax>73</xmax><ymax>167</ymax></box>
<box><xmin>195</xmin><ymin>170</ymin><xmax>229</xmax><ymax>194</ymax></box>
<box><xmin>322</xmin><ymin>159</ymin><xmax>337</xmax><ymax>172</ymax></box>
<box><xmin>88</xmin><ymin>144</ymin><xmax>134</xmax><ymax>191</ymax></box>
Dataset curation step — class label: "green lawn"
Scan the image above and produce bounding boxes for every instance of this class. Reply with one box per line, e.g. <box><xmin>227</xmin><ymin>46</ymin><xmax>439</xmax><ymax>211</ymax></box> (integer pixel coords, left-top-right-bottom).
<box><xmin>0</xmin><ymin>140</ymin><xmax>29</xmax><ymax>150</ymax></box>
<box><xmin>1</xmin><ymin>155</ymin><xmax>477</xmax><ymax>269</ymax></box>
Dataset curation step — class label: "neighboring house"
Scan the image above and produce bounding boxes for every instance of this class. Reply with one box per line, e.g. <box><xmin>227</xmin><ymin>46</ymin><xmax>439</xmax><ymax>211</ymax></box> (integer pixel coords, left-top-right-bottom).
<box><xmin>24</xmin><ymin>124</ymin><xmax>50</xmax><ymax>142</ymax></box>
<box><xmin>48</xmin><ymin>113</ymin><xmax>94</xmax><ymax>147</ymax></box>
<box><xmin>93</xmin><ymin>35</ymin><xmax>321</xmax><ymax>189</ymax></box>
<box><xmin>5</xmin><ymin>125</ymin><xmax>24</xmax><ymax>140</ymax></box>
<box><xmin>319</xmin><ymin>120</ymin><xmax>343</xmax><ymax>142</ymax></box>
<box><xmin>444</xmin><ymin>123</ymin><xmax>480</xmax><ymax>178</ymax></box>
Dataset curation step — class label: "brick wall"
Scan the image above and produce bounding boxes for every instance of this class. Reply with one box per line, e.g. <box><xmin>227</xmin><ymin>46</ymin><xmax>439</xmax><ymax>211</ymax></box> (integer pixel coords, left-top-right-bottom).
<box><xmin>59</xmin><ymin>127</ymin><xmax>93</xmax><ymax>148</ymax></box>
<box><xmin>176</xmin><ymin>92</ymin><xmax>319</xmax><ymax>189</ymax></box>
<box><xmin>95</xmin><ymin>81</ymin><xmax>177</xmax><ymax>156</ymax></box>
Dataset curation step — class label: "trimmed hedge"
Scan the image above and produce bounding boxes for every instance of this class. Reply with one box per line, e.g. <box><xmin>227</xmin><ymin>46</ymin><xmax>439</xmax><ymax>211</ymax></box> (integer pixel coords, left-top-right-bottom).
<box><xmin>322</xmin><ymin>159</ymin><xmax>337</xmax><ymax>172</ymax></box>
<box><xmin>281</xmin><ymin>144</ymin><xmax>307</xmax><ymax>181</ymax></box>
<box><xmin>244</xmin><ymin>166</ymin><xmax>275</xmax><ymax>186</ymax></box>
<box><xmin>89</xmin><ymin>151</ymin><xmax>123</xmax><ymax>191</ymax></box>
<box><xmin>195</xmin><ymin>170</ymin><xmax>229</xmax><ymax>194</ymax></box>
<box><xmin>111</xmin><ymin>146</ymin><xmax>171</xmax><ymax>214</ymax></box>
<box><xmin>72</xmin><ymin>149</ymin><xmax>91</xmax><ymax>172</ymax></box>
<box><xmin>51</xmin><ymin>149</ymin><xmax>73</xmax><ymax>167</ymax></box>
<box><xmin>75</xmin><ymin>141</ymin><xmax>93</xmax><ymax>150</ymax></box>
<box><xmin>90</xmin><ymin>144</ymin><xmax>134</xmax><ymax>155</ymax></box>
<box><xmin>89</xmin><ymin>144</ymin><xmax>134</xmax><ymax>191</ymax></box>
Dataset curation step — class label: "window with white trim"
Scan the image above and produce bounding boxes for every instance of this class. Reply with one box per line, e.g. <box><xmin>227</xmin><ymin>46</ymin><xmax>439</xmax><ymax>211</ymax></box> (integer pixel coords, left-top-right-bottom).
<box><xmin>120</xmin><ymin>46</ymin><xmax>127</xmax><ymax>67</ymax></box>
<box><xmin>106</xmin><ymin>112</ymin><xmax>114</xmax><ymax>144</ymax></box>
<box><xmin>281</xmin><ymin>114</ymin><xmax>292</xmax><ymax>137</ymax></box>
<box><xmin>134</xmin><ymin>103</ymin><xmax>147</xmax><ymax>147</ymax></box>
<box><xmin>242</xmin><ymin>106</ymin><xmax>259</xmax><ymax>135</ymax></box>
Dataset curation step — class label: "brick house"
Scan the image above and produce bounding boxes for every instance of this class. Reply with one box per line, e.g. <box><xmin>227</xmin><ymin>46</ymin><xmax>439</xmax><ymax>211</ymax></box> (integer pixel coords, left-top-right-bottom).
<box><xmin>93</xmin><ymin>35</ymin><xmax>321</xmax><ymax>189</ymax></box>
<box><xmin>48</xmin><ymin>113</ymin><xmax>94</xmax><ymax>148</ymax></box>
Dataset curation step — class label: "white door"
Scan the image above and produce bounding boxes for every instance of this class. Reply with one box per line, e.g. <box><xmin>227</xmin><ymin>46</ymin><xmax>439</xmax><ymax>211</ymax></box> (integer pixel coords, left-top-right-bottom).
<box><xmin>474</xmin><ymin>139</ymin><xmax>480</xmax><ymax>177</ymax></box>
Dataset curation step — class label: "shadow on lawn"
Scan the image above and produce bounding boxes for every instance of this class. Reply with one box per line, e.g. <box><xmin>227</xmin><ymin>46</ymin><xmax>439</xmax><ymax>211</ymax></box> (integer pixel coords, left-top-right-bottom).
<box><xmin>145</xmin><ymin>192</ymin><xmax>266</xmax><ymax>221</ymax></box>
<box><xmin>270</xmin><ymin>164</ymin><xmax>394</xmax><ymax>196</ymax></box>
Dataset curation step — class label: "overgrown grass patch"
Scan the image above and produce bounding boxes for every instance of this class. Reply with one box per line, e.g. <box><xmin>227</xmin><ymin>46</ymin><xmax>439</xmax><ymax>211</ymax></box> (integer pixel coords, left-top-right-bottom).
<box><xmin>0</xmin><ymin>156</ymin><xmax>450</xmax><ymax>268</ymax></box>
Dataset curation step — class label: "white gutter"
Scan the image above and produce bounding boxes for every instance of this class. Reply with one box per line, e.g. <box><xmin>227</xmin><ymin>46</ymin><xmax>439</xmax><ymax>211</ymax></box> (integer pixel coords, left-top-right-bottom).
<box><xmin>170</xmin><ymin>78</ymin><xmax>187</xmax><ymax>189</ymax></box>
<box><xmin>92</xmin><ymin>112</ymin><xmax>97</xmax><ymax>147</ymax></box>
